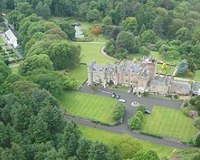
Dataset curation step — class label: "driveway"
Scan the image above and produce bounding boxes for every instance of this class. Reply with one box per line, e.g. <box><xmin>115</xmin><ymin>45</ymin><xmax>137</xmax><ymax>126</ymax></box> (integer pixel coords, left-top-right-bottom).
<box><xmin>63</xmin><ymin>83</ymin><xmax>190</xmax><ymax>149</ymax></box>
<box><xmin>80</xmin><ymin>83</ymin><xmax>182</xmax><ymax>124</ymax></box>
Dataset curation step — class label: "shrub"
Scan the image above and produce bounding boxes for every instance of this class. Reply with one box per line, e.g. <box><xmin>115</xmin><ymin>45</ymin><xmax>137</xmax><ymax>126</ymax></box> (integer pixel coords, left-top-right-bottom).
<box><xmin>193</xmin><ymin>117</ymin><xmax>200</xmax><ymax>129</ymax></box>
<box><xmin>196</xmin><ymin>134</ymin><xmax>200</xmax><ymax>147</ymax></box>
<box><xmin>128</xmin><ymin>110</ymin><xmax>145</xmax><ymax>130</ymax></box>
<box><xmin>137</xmin><ymin>105</ymin><xmax>146</xmax><ymax>113</ymax></box>
<box><xmin>113</xmin><ymin>104</ymin><xmax>125</xmax><ymax>122</ymax></box>
<box><xmin>91</xmin><ymin>24</ymin><xmax>102</xmax><ymax>35</ymax></box>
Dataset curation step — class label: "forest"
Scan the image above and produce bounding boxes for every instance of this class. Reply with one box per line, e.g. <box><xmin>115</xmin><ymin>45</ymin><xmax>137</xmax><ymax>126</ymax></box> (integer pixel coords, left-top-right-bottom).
<box><xmin>1</xmin><ymin>0</ymin><xmax>200</xmax><ymax>159</ymax></box>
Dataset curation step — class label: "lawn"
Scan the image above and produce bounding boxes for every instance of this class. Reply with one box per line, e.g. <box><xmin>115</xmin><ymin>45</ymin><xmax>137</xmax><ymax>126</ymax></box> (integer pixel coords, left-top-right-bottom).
<box><xmin>79</xmin><ymin>125</ymin><xmax>175</xmax><ymax>159</ymax></box>
<box><xmin>10</xmin><ymin>65</ymin><xmax>19</xmax><ymax>74</ymax></box>
<box><xmin>156</xmin><ymin>64</ymin><xmax>175</xmax><ymax>75</ymax></box>
<box><xmin>59</xmin><ymin>92</ymin><xmax>118</xmax><ymax>125</ymax></box>
<box><xmin>73</xmin><ymin>42</ymin><xmax>116</xmax><ymax>64</ymax></box>
<box><xmin>61</xmin><ymin>65</ymin><xmax>88</xmax><ymax>89</ymax></box>
<box><xmin>194</xmin><ymin>70</ymin><xmax>200</xmax><ymax>81</ymax></box>
<box><xmin>142</xmin><ymin>106</ymin><xmax>198</xmax><ymax>142</ymax></box>
<box><xmin>127</xmin><ymin>51</ymin><xmax>180</xmax><ymax>65</ymax></box>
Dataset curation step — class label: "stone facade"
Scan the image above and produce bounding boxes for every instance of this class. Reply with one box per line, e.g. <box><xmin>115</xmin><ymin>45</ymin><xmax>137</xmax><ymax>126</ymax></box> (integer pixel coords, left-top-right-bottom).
<box><xmin>88</xmin><ymin>57</ymin><xmax>192</xmax><ymax>96</ymax></box>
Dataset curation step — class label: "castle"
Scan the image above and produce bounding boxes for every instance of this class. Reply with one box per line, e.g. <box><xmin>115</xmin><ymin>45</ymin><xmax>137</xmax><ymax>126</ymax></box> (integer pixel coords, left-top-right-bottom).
<box><xmin>88</xmin><ymin>57</ymin><xmax>191</xmax><ymax>96</ymax></box>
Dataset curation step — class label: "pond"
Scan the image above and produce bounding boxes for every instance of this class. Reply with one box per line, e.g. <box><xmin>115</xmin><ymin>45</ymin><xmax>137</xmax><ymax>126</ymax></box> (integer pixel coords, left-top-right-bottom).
<box><xmin>75</xmin><ymin>25</ymin><xmax>84</xmax><ymax>38</ymax></box>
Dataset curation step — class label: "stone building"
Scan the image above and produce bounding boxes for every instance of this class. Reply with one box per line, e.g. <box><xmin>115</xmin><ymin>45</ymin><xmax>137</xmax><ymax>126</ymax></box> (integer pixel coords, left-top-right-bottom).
<box><xmin>88</xmin><ymin>57</ymin><xmax>192</xmax><ymax>96</ymax></box>
<box><xmin>88</xmin><ymin>57</ymin><xmax>156</xmax><ymax>94</ymax></box>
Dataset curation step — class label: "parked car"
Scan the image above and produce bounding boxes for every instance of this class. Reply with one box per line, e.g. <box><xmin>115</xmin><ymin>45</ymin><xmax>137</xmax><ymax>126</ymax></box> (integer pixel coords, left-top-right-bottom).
<box><xmin>119</xmin><ymin>99</ymin><xmax>126</xmax><ymax>103</ymax></box>
<box><xmin>112</xmin><ymin>93</ymin><xmax>120</xmax><ymax>99</ymax></box>
<box><xmin>144</xmin><ymin>110</ymin><xmax>151</xmax><ymax>114</ymax></box>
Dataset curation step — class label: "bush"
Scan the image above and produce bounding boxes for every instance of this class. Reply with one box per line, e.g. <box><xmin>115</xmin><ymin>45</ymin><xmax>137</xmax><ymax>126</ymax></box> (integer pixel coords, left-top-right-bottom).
<box><xmin>91</xmin><ymin>24</ymin><xmax>102</xmax><ymax>35</ymax></box>
<box><xmin>196</xmin><ymin>134</ymin><xmax>200</xmax><ymax>147</ymax></box>
<box><xmin>193</xmin><ymin>117</ymin><xmax>200</xmax><ymax>129</ymax></box>
<box><xmin>137</xmin><ymin>105</ymin><xmax>146</xmax><ymax>114</ymax></box>
<box><xmin>113</xmin><ymin>104</ymin><xmax>125</xmax><ymax>122</ymax></box>
<box><xmin>128</xmin><ymin>110</ymin><xmax>145</xmax><ymax>130</ymax></box>
<box><xmin>174</xmin><ymin>95</ymin><xmax>179</xmax><ymax>99</ymax></box>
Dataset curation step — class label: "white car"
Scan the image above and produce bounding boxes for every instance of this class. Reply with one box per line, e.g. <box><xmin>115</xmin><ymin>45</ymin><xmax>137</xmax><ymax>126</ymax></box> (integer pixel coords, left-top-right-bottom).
<box><xmin>119</xmin><ymin>99</ymin><xmax>126</xmax><ymax>103</ymax></box>
<box><xmin>131</xmin><ymin>101</ymin><xmax>139</xmax><ymax>107</ymax></box>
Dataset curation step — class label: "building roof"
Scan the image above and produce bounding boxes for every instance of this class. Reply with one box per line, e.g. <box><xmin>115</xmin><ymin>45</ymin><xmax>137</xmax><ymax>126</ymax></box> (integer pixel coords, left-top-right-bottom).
<box><xmin>5</xmin><ymin>29</ymin><xmax>18</xmax><ymax>48</ymax></box>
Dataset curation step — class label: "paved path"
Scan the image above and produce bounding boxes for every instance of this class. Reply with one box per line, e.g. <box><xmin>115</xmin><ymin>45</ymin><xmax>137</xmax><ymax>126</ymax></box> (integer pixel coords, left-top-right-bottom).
<box><xmin>65</xmin><ymin>114</ymin><xmax>189</xmax><ymax>149</ymax></box>
<box><xmin>64</xmin><ymin>83</ymin><xmax>191</xmax><ymax>149</ymax></box>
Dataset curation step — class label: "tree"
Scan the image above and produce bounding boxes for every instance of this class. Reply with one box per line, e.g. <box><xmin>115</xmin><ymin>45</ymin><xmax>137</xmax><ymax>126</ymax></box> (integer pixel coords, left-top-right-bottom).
<box><xmin>107</xmin><ymin>146</ymin><xmax>122</xmax><ymax>160</ymax></box>
<box><xmin>175</xmin><ymin>59</ymin><xmax>188</xmax><ymax>76</ymax></box>
<box><xmin>116</xmin><ymin>31</ymin><xmax>138</xmax><ymax>53</ymax></box>
<box><xmin>76</xmin><ymin>139</ymin><xmax>91</xmax><ymax>160</ymax></box>
<box><xmin>0</xmin><ymin>60</ymin><xmax>11</xmax><ymax>85</ymax></box>
<box><xmin>113</xmin><ymin>104</ymin><xmax>125</xmax><ymax>122</ymax></box>
<box><xmin>59</xmin><ymin>22</ymin><xmax>75</xmax><ymax>40</ymax></box>
<box><xmin>89</xmin><ymin>141</ymin><xmax>108</xmax><ymax>160</ymax></box>
<box><xmin>19</xmin><ymin>54</ymin><xmax>54</xmax><ymax>76</ymax></box>
<box><xmin>161</xmin><ymin>63</ymin><xmax>167</xmax><ymax>71</ymax></box>
<box><xmin>141</xmin><ymin>29</ymin><xmax>157</xmax><ymax>44</ymax></box>
<box><xmin>48</xmin><ymin>41</ymin><xmax>80</xmax><ymax>70</ymax></box>
<box><xmin>196</xmin><ymin>133</ymin><xmax>200</xmax><ymax>147</ymax></box>
<box><xmin>35</xmin><ymin>2</ymin><xmax>51</xmax><ymax>19</ymax></box>
<box><xmin>86</xmin><ymin>9</ymin><xmax>102</xmax><ymax>22</ymax></box>
<box><xmin>122</xmin><ymin>17</ymin><xmax>137</xmax><ymax>33</ymax></box>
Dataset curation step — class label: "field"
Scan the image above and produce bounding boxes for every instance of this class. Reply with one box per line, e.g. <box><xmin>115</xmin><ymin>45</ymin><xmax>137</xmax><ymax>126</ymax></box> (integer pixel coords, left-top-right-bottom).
<box><xmin>127</xmin><ymin>51</ymin><xmax>180</xmax><ymax>65</ymax></box>
<box><xmin>73</xmin><ymin>42</ymin><xmax>116</xmax><ymax>64</ymax></box>
<box><xmin>61</xmin><ymin>65</ymin><xmax>88</xmax><ymax>88</ymax></box>
<box><xmin>142</xmin><ymin>106</ymin><xmax>198</xmax><ymax>142</ymax></box>
<box><xmin>194</xmin><ymin>70</ymin><xmax>200</xmax><ymax>81</ymax></box>
<box><xmin>59</xmin><ymin>92</ymin><xmax>118</xmax><ymax>125</ymax></box>
<box><xmin>79</xmin><ymin>125</ymin><xmax>175</xmax><ymax>159</ymax></box>
<box><xmin>156</xmin><ymin>64</ymin><xmax>175</xmax><ymax>75</ymax></box>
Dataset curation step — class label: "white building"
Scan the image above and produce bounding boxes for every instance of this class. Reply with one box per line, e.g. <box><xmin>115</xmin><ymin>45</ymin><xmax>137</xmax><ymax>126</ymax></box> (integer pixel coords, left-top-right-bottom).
<box><xmin>4</xmin><ymin>29</ymin><xmax>18</xmax><ymax>48</ymax></box>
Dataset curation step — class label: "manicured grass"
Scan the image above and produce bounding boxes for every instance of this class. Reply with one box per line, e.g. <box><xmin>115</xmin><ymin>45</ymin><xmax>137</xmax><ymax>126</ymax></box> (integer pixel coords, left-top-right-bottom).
<box><xmin>142</xmin><ymin>106</ymin><xmax>198</xmax><ymax>142</ymax></box>
<box><xmin>61</xmin><ymin>65</ymin><xmax>88</xmax><ymax>88</ymax></box>
<box><xmin>74</xmin><ymin>43</ymin><xmax>116</xmax><ymax>64</ymax></box>
<box><xmin>59</xmin><ymin>92</ymin><xmax>118</xmax><ymax>125</ymax></box>
<box><xmin>79</xmin><ymin>125</ymin><xmax>175</xmax><ymax>159</ymax></box>
<box><xmin>156</xmin><ymin>64</ymin><xmax>175</xmax><ymax>75</ymax></box>
<box><xmin>194</xmin><ymin>70</ymin><xmax>200</xmax><ymax>81</ymax></box>
<box><xmin>127</xmin><ymin>51</ymin><xmax>180</xmax><ymax>65</ymax></box>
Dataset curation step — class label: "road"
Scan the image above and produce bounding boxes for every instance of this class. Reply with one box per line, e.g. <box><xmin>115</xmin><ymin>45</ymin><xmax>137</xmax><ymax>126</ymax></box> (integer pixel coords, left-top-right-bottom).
<box><xmin>65</xmin><ymin>83</ymin><xmax>190</xmax><ymax>149</ymax></box>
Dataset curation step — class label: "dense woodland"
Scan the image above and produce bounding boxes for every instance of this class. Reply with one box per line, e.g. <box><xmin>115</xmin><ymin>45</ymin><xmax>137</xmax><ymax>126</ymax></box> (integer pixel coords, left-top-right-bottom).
<box><xmin>0</xmin><ymin>0</ymin><xmax>200</xmax><ymax>159</ymax></box>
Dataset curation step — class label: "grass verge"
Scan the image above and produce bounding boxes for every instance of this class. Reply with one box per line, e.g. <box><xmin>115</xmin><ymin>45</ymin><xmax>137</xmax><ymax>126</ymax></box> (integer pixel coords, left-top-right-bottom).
<box><xmin>79</xmin><ymin>125</ymin><xmax>175</xmax><ymax>159</ymax></box>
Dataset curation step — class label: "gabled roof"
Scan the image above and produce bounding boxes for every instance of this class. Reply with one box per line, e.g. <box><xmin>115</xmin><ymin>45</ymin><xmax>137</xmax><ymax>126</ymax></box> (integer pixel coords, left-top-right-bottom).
<box><xmin>5</xmin><ymin>29</ymin><xmax>17</xmax><ymax>41</ymax></box>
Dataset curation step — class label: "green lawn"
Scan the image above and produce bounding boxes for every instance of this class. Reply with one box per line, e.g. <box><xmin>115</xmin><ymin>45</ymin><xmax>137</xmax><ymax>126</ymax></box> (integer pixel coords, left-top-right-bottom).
<box><xmin>61</xmin><ymin>65</ymin><xmax>87</xmax><ymax>88</ymax></box>
<box><xmin>194</xmin><ymin>70</ymin><xmax>200</xmax><ymax>81</ymax></box>
<box><xmin>74</xmin><ymin>43</ymin><xmax>116</xmax><ymax>64</ymax></box>
<box><xmin>127</xmin><ymin>51</ymin><xmax>180</xmax><ymax>65</ymax></box>
<box><xmin>156</xmin><ymin>64</ymin><xmax>175</xmax><ymax>75</ymax></box>
<box><xmin>142</xmin><ymin>106</ymin><xmax>198</xmax><ymax>142</ymax></box>
<box><xmin>59</xmin><ymin>92</ymin><xmax>118</xmax><ymax>125</ymax></box>
<box><xmin>79</xmin><ymin>125</ymin><xmax>175</xmax><ymax>159</ymax></box>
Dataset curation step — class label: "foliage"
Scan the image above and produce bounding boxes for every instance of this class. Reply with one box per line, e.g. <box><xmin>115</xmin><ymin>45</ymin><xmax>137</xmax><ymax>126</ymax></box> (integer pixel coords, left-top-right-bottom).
<box><xmin>18</xmin><ymin>54</ymin><xmax>54</xmax><ymax>76</ymax></box>
<box><xmin>91</xmin><ymin>24</ymin><xmax>102</xmax><ymax>35</ymax></box>
<box><xmin>189</xmin><ymin>96</ymin><xmax>200</xmax><ymax>116</ymax></box>
<box><xmin>128</xmin><ymin>111</ymin><xmax>144</xmax><ymax>130</ymax></box>
<box><xmin>175</xmin><ymin>59</ymin><xmax>188</xmax><ymax>76</ymax></box>
<box><xmin>193</xmin><ymin>117</ymin><xmax>200</xmax><ymax>129</ymax></box>
<box><xmin>113</xmin><ymin>104</ymin><xmax>125</xmax><ymax>122</ymax></box>
<box><xmin>137</xmin><ymin>105</ymin><xmax>146</xmax><ymax>114</ymax></box>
